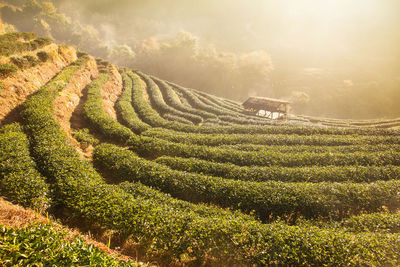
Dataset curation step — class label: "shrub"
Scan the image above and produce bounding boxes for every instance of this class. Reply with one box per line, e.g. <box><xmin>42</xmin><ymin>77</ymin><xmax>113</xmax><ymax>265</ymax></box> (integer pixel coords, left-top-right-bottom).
<box><xmin>0</xmin><ymin>224</ymin><xmax>136</xmax><ymax>266</ymax></box>
<box><xmin>82</xmin><ymin>73</ymin><xmax>133</xmax><ymax>142</ymax></box>
<box><xmin>115</xmin><ymin>72</ymin><xmax>150</xmax><ymax>134</ymax></box>
<box><xmin>30</xmin><ymin>37</ymin><xmax>52</xmax><ymax>48</ymax></box>
<box><xmin>156</xmin><ymin>156</ymin><xmax>400</xmax><ymax>183</ymax></box>
<box><xmin>77</xmin><ymin>51</ymin><xmax>88</xmax><ymax>57</ymax></box>
<box><xmin>0</xmin><ymin>123</ymin><xmax>49</xmax><ymax>211</ymax></box>
<box><xmin>94</xmin><ymin>143</ymin><xmax>400</xmax><ymax>221</ymax></box>
<box><xmin>0</xmin><ymin>63</ymin><xmax>18</xmax><ymax>77</ymax></box>
<box><xmin>37</xmin><ymin>51</ymin><xmax>50</xmax><ymax>62</ymax></box>
<box><xmin>23</xmin><ymin>55</ymin><xmax>40</xmax><ymax>66</ymax></box>
<box><xmin>0</xmin><ymin>32</ymin><xmax>37</xmax><ymax>43</ymax></box>
<box><xmin>10</xmin><ymin>56</ymin><xmax>30</xmax><ymax>69</ymax></box>
<box><xmin>72</xmin><ymin>128</ymin><xmax>99</xmax><ymax>147</ymax></box>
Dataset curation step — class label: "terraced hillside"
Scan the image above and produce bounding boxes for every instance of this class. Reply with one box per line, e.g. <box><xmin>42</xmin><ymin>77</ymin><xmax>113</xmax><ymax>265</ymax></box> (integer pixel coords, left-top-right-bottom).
<box><xmin>1</xmin><ymin>32</ymin><xmax>400</xmax><ymax>266</ymax></box>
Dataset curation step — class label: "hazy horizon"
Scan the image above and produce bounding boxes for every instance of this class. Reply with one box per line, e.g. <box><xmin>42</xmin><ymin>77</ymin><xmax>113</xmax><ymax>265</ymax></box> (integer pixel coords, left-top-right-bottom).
<box><xmin>3</xmin><ymin>0</ymin><xmax>399</xmax><ymax>118</ymax></box>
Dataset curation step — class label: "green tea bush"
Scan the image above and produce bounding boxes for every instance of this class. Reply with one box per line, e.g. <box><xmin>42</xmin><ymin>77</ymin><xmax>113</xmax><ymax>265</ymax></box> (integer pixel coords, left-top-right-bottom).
<box><xmin>94</xmin><ymin>143</ymin><xmax>400</xmax><ymax>221</ymax></box>
<box><xmin>0</xmin><ymin>224</ymin><xmax>136</xmax><ymax>266</ymax></box>
<box><xmin>163</xmin><ymin>113</ymin><xmax>194</xmax><ymax>124</ymax></box>
<box><xmin>72</xmin><ymin>128</ymin><xmax>99</xmax><ymax>147</ymax></box>
<box><xmin>138</xmin><ymin>72</ymin><xmax>203</xmax><ymax>124</ymax></box>
<box><xmin>82</xmin><ymin>73</ymin><xmax>133</xmax><ymax>142</ymax></box>
<box><xmin>132</xmin><ymin>73</ymin><xmax>399</xmax><ymax>136</ymax></box>
<box><xmin>0</xmin><ymin>123</ymin><xmax>49</xmax><ymax>210</ymax></box>
<box><xmin>143</xmin><ymin>127</ymin><xmax>400</xmax><ymax>146</ymax></box>
<box><xmin>115</xmin><ymin>72</ymin><xmax>150</xmax><ymax>134</ymax></box>
<box><xmin>152</xmin><ymin>76</ymin><xmax>216</xmax><ymax>120</ymax></box>
<box><xmin>156</xmin><ymin>156</ymin><xmax>400</xmax><ymax>183</ymax></box>
<box><xmin>128</xmin><ymin>135</ymin><xmax>400</xmax><ymax>167</ymax></box>
<box><xmin>341</xmin><ymin>212</ymin><xmax>400</xmax><ymax>233</ymax></box>
<box><xmin>220</xmin><ymin>143</ymin><xmax>399</xmax><ymax>153</ymax></box>
<box><xmin>152</xmin><ymin>76</ymin><xmax>205</xmax><ymax>123</ymax></box>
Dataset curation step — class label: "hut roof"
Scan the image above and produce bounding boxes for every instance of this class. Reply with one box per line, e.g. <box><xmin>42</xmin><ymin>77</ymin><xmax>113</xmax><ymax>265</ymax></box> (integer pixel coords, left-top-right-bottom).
<box><xmin>242</xmin><ymin>96</ymin><xmax>290</xmax><ymax>111</ymax></box>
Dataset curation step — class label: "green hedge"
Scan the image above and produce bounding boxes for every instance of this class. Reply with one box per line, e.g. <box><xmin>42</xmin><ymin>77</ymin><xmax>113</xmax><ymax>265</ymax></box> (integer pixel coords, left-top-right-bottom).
<box><xmin>72</xmin><ymin>128</ymin><xmax>99</xmax><ymax>147</ymax></box>
<box><xmin>153</xmin><ymin>76</ymin><xmax>216</xmax><ymax>120</ymax></box>
<box><xmin>156</xmin><ymin>156</ymin><xmax>400</xmax><ymax>183</ymax></box>
<box><xmin>341</xmin><ymin>212</ymin><xmax>400</xmax><ymax>233</ymax></box>
<box><xmin>137</xmin><ymin>72</ymin><xmax>203</xmax><ymax>124</ymax></box>
<box><xmin>143</xmin><ymin>127</ymin><xmax>400</xmax><ymax>146</ymax></box>
<box><xmin>152</xmin><ymin>76</ymin><xmax>208</xmax><ymax>123</ymax></box>
<box><xmin>129</xmin><ymin>72</ymin><xmax>169</xmax><ymax>128</ymax></box>
<box><xmin>132</xmin><ymin>72</ymin><xmax>399</xmax><ymax>136</ymax></box>
<box><xmin>190</xmin><ymin>90</ymin><xmax>276</xmax><ymax>126</ymax></box>
<box><xmin>128</xmin><ymin>135</ymin><xmax>400</xmax><ymax>167</ymax></box>
<box><xmin>94</xmin><ymin>143</ymin><xmax>400</xmax><ymax>221</ymax></box>
<box><xmin>0</xmin><ymin>224</ymin><xmax>136</xmax><ymax>266</ymax></box>
<box><xmin>82</xmin><ymin>73</ymin><xmax>133</xmax><ymax>142</ymax></box>
<box><xmin>220</xmin><ymin>143</ymin><xmax>399</xmax><ymax>154</ymax></box>
<box><xmin>163</xmin><ymin>113</ymin><xmax>194</xmax><ymax>124</ymax></box>
<box><xmin>115</xmin><ymin>72</ymin><xmax>150</xmax><ymax>134</ymax></box>
<box><xmin>194</xmin><ymin>89</ymin><xmax>246</xmax><ymax>113</ymax></box>
<box><xmin>0</xmin><ymin>123</ymin><xmax>49</xmax><ymax>210</ymax></box>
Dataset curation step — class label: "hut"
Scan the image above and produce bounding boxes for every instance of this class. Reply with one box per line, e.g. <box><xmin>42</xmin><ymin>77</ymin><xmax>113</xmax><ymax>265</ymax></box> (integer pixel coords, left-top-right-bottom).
<box><xmin>242</xmin><ymin>96</ymin><xmax>290</xmax><ymax>119</ymax></box>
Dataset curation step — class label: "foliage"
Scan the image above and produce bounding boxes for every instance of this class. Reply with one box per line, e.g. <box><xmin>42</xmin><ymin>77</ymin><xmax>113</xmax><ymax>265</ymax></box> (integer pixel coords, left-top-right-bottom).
<box><xmin>115</xmin><ymin>72</ymin><xmax>151</xmax><ymax>134</ymax></box>
<box><xmin>138</xmin><ymin>72</ymin><xmax>202</xmax><ymax>124</ymax></box>
<box><xmin>132</xmin><ymin>72</ymin><xmax>399</xmax><ymax>135</ymax></box>
<box><xmin>0</xmin><ymin>63</ymin><xmax>18</xmax><ymax>77</ymax></box>
<box><xmin>142</xmin><ymin>127</ymin><xmax>400</xmax><ymax>146</ymax></box>
<box><xmin>37</xmin><ymin>51</ymin><xmax>50</xmax><ymax>62</ymax></box>
<box><xmin>151</xmin><ymin>76</ymin><xmax>216</xmax><ymax>120</ymax></box>
<box><xmin>0</xmin><ymin>224</ymin><xmax>136</xmax><ymax>266</ymax></box>
<box><xmin>341</xmin><ymin>212</ymin><xmax>400</xmax><ymax>233</ymax></box>
<box><xmin>128</xmin><ymin>134</ymin><xmax>400</xmax><ymax>167</ymax></box>
<box><xmin>23</xmin><ymin>54</ymin><xmax>40</xmax><ymax>66</ymax></box>
<box><xmin>0</xmin><ymin>123</ymin><xmax>49</xmax><ymax>211</ymax></box>
<box><xmin>156</xmin><ymin>156</ymin><xmax>400</xmax><ymax>183</ymax></box>
<box><xmin>10</xmin><ymin>56</ymin><xmax>37</xmax><ymax>69</ymax></box>
<box><xmin>0</xmin><ymin>32</ymin><xmax>52</xmax><ymax>56</ymax></box>
<box><xmin>82</xmin><ymin>73</ymin><xmax>133</xmax><ymax>142</ymax></box>
<box><xmin>94</xmin><ymin>143</ymin><xmax>400</xmax><ymax>221</ymax></box>
<box><xmin>72</xmin><ymin>128</ymin><xmax>99</xmax><ymax>147</ymax></box>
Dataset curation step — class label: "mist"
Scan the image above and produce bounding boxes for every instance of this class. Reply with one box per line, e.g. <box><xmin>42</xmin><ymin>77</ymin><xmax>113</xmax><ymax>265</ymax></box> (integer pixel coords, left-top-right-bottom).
<box><xmin>3</xmin><ymin>0</ymin><xmax>400</xmax><ymax>119</ymax></box>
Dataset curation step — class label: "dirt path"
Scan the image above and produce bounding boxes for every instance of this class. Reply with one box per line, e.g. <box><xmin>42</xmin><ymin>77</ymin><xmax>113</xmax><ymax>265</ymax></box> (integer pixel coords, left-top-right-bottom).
<box><xmin>0</xmin><ymin>45</ymin><xmax>76</xmax><ymax>124</ymax></box>
<box><xmin>53</xmin><ymin>56</ymin><xmax>98</xmax><ymax>156</ymax></box>
<box><xmin>139</xmin><ymin>76</ymin><xmax>151</xmax><ymax>103</ymax></box>
<box><xmin>101</xmin><ymin>65</ymin><xmax>122</xmax><ymax>119</ymax></box>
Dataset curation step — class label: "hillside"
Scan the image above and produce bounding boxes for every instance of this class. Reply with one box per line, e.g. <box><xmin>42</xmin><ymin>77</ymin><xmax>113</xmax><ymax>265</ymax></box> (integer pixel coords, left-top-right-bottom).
<box><xmin>1</xmin><ymin>32</ymin><xmax>400</xmax><ymax>266</ymax></box>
